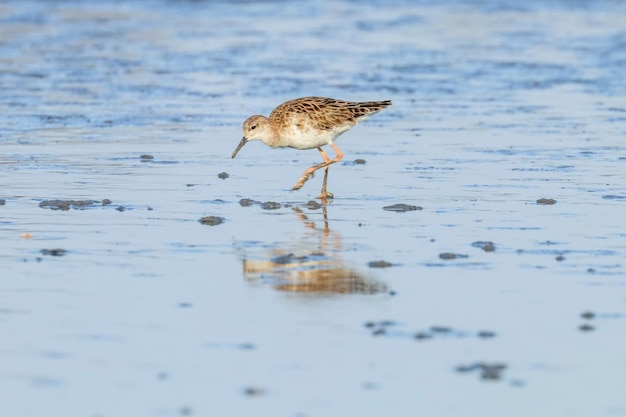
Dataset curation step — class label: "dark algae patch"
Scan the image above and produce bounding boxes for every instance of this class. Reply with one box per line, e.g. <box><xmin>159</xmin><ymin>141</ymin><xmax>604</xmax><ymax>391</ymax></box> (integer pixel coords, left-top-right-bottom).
<box><xmin>239</xmin><ymin>198</ymin><xmax>260</xmax><ymax>207</ymax></box>
<box><xmin>364</xmin><ymin>320</ymin><xmax>397</xmax><ymax>336</ymax></box>
<box><xmin>199</xmin><ymin>216</ymin><xmax>224</xmax><ymax>226</ymax></box>
<box><xmin>581</xmin><ymin>311</ymin><xmax>595</xmax><ymax>320</ymax></box>
<box><xmin>536</xmin><ymin>198</ymin><xmax>557</xmax><ymax>205</ymax></box>
<box><xmin>261</xmin><ymin>201</ymin><xmax>281</xmax><ymax>210</ymax></box>
<box><xmin>242</xmin><ymin>386</ymin><xmax>266</xmax><ymax>397</ymax></box>
<box><xmin>39</xmin><ymin>199</ymin><xmax>113</xmax><ymax>211</ymax></box>
<box><xmin>414</xmin><ymin>332</ymin><xmax>433</xmax><ymax>341</ymax></box>
<box><xmin>237</xmin><ymin>198</ymin><xmax>282</xmax><ymax>210</ymax></box>
<box><xmin>383</xmin><ymin>203</ymin><xmax>422</xmax><ymax>212</ymax></box>
<box><xmin>431</xmin><ymin>326</ymin><xmax>453</xmax><ymax>333</ymax></box>
<box><xmin>365</xmin><ymin>321</ymin><xmax>497</xmax><ymax>342</ymax></box>
<box><xmin>439</xmin><ymin>252</ymin><xmax>469</xmax><ymax>260</ymax></box>
<box><xmin>41</xmin><ymin>249</ymin><xmax>67</xmax><ymax>256</ymax></box>
<box><xmin>368</xmin><ymin>260</ymin><xmax>393</xmax><ymax>268</ymax></box>
<box><xmin>472</xmin><ymin>241</ymin><xmax>496</xmax><ymax>252</ymax></box>
<box><xmin>456</xmin><ymin>362</ymin><xmax>508</xmax><ymax>381</ymax></box>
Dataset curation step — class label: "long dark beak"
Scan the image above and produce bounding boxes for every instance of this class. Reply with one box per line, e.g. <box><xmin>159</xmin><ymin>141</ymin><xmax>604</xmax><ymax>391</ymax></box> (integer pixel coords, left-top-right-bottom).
<box><xmin>231</xmin><ymin>137</ymin><xmax>248</xmax><ymax>158</ymax></box>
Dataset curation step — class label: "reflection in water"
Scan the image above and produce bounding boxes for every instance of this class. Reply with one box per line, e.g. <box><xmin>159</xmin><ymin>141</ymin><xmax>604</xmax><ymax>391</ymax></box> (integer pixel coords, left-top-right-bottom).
<box><xmin>237</xmin><ymin>207</ymin><xmax>386</xmax><ymax>295</ymax></box>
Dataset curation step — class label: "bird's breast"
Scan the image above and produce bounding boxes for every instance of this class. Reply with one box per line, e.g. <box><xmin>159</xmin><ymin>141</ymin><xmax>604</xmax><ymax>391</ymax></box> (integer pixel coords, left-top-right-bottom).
<box><xmin>276</xmin><ymin>119</ymin><xmax>353</xmax><ymax>150</ymax></box>
<box><xmin>279</xmin><ymin>126</ymin><xmax>335</xmax><ymax>150</ymax></box>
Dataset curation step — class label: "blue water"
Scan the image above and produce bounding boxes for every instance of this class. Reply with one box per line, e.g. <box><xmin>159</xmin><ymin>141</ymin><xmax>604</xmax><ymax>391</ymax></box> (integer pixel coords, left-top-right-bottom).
<box><xmin>1</xmin><ymin>1</ymin><xmax>626</xmax><ymax>416</ymax></box>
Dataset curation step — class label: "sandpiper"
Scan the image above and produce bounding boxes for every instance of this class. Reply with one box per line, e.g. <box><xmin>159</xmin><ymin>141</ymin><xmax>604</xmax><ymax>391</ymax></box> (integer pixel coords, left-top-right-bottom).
<box><xmin>232</xmin><ymin>96</ymin><xmax>392</xmax><ymax>201</ymax></box>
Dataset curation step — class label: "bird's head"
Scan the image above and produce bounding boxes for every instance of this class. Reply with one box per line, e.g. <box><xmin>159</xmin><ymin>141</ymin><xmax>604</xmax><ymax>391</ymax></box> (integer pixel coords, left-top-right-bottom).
<box><xmin>232</xmin><ymin>115</ymin><xmax>270</xmax><ymax>158</ymax></box>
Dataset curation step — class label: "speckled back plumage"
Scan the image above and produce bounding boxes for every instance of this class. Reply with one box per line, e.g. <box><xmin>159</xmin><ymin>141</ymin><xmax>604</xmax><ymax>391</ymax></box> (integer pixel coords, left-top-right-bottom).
<box><xmin>270</xmin><ymin>97</ymin><xmax>392</xmax><ymax>132</ymax></box>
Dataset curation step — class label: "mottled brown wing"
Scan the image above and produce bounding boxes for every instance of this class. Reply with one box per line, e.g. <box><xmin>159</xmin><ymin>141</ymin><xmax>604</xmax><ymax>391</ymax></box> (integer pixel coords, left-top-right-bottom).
<box><xmin>270</xmin><ymin>97</ymin><xmax>392</xmax><ymax>131</ymax></box>
<box><xmin>347</xmin><ymin>99</ymin><xmax>393</xmax><ymax>122</ymax></box>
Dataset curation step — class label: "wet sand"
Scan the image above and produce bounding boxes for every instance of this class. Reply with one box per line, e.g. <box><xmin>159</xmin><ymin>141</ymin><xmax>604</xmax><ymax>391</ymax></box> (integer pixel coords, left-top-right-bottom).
<box><xmin>1</xmin><ymin>1</ymin><xmax>626</xmax><ymax>416</ymax></box>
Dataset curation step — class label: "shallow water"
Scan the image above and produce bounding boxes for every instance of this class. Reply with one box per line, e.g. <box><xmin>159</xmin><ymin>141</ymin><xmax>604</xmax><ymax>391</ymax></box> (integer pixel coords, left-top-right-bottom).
<box><xmin>1</xmin><ymin>1</ymin><xmax>626</xmax><ymax>416</ymax></box>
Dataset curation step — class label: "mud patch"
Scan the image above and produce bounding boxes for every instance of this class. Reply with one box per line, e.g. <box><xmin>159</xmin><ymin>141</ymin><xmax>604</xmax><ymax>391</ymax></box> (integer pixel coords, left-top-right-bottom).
<box><xmin>260</xmin><ymin>201</ymin><xmax>281</xmax><ymax>210</ymax></box>
<box><xmin>239</xmin><ymin>198</ymin><xmax>260</xmax><ymax>207</ymax></box>
<box><xmin>581</xmin><ymin>311</ymin><xmax>595</xmax><ymax>319</ymax></box>
<box><xmin>472</xmin><ymin>241</ymin><xmax>496</xmax><ymax>252</ymax></box>
<box><xmin>39</xmin><ymin>199</ymin><xmax>113</xmax><ymax>211</ymax></box>
<box><xmin>40</xmin><ymin>249</ymin><xmax>67</xmax><ymax>256</ymax></box>
<box><xmin>415</xmin><ymin>326</ymin><xmax>497</xmax><ymax>341</ymax></box>
<box><xmin>455</xmin><ymin>362</ymin><xmax>509</xmax><ymax>381</ymax></box>
<box><xmin>536</xmin><ymin>198</ymin><xmax>557</xmax><ymax>205</ymax></box>
<box><xmin>368</xmin><ymin>260</ymin><xmax>394</xmax><ymax>268</ymax></box>
<box><xmin>439</xmin><ymin>252</ymin><xmax>469</xmax><ymax>260</ymax></box>
<box><xmin>242</xmin><ymin>386</ymin><xmax>267</xmax><ymax>397</ymax></box>
<box><xmin>579</xmin><ymin>324</ymin><xmax>595</xmax><ymax>332</ymax></box>
<box><xmin>364</xmin><ymin>320</ymin><xmax>397</xmax><ymax>336</ymax></box>
<box><xmin>365</xmin><ymin>322</ymin><xmax>498</xmax><ymax>341</ymax></box>
<box><xmin>199</xmin><ymin>216</ymin><xmax>224</xmax><ymax>226</ymax></box>
<box><xmin>383</xmin><ymin>203</ymin><xmax>422</xmax><ymax>212</ymax></box>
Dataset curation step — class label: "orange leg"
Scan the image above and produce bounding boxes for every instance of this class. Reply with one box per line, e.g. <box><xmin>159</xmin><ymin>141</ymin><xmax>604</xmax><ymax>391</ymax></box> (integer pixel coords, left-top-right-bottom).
<box><xmin>291</xmin><ymin>144</ymin><xmax>344</xmax><ymax>201</ymax></box>
<box><xmin>319</xmin><ymin>164</ymin><xmax>334</xmax><ymax>201</ymax></box>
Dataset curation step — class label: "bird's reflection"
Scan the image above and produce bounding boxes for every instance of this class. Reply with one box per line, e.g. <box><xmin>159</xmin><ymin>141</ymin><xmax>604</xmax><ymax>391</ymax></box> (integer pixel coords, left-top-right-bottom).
<box><xmin>236</xmin><ymin>206</ymin><xmax>386</xmax><ymax>295</ymax></box>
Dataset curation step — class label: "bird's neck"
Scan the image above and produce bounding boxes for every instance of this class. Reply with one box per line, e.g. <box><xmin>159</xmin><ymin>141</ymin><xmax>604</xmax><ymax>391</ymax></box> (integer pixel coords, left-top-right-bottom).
<box><xmin>262</xmin><ymin>124</ymin><xmax>284</xmax><ymax>148</ymax></box>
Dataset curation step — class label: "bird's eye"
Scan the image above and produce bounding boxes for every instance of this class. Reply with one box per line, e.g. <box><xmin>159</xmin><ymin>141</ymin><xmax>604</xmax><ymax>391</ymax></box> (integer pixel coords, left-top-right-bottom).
<box><xmin>250</xmin><ymin>125</ymin><xmax>256</xmax><ymax>130</ymax></box>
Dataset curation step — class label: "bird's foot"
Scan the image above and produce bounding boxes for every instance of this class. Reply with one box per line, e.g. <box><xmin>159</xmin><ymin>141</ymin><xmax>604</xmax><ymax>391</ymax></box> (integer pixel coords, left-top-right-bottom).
<box><xmin>317</xmin><ymin>191</ymin><xmax>334</xmax><ymax>203</ymax></box>
<box><xmin>291</xmin><ymin>172</ymin><xmax>314</xmax><ymax>191</ymax></box>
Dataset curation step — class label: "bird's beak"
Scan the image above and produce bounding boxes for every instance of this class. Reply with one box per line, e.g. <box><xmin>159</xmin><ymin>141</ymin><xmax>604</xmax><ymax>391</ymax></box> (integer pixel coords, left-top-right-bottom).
<box><xmin>231</xmin><ymin>137</ymin><xmax>248</xmax><ymax>158</ymax></box>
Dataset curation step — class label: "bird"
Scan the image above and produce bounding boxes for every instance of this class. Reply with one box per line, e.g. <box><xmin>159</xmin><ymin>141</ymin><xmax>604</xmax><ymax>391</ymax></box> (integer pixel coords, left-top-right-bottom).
<box><xmin>231</xmin><ymin>96</ymin><xmax>392</xmax><ymax>201</ymax></box>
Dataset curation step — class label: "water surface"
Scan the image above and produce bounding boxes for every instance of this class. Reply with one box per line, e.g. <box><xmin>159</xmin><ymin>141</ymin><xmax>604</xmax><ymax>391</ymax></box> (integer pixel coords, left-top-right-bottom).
<box><xmin>1</xmin><ymin>1</ymin><xmax>626</xmax><ymax>416</ymax></box>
